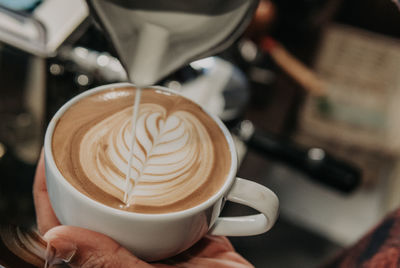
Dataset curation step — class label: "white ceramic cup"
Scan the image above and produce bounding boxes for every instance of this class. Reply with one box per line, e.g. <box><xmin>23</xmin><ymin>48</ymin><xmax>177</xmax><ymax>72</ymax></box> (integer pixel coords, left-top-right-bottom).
<box><xmin>44</xmin><ymin>83</ymin><xmax>279</xmax><ymax>261</ymax></box>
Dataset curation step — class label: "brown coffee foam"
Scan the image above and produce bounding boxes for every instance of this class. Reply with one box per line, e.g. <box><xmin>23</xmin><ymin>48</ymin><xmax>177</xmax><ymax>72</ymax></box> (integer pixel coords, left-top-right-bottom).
<box><xmin>52</xmin><ymin>87</ymin><xmax>231</xmax><ymax>214</ymax></box>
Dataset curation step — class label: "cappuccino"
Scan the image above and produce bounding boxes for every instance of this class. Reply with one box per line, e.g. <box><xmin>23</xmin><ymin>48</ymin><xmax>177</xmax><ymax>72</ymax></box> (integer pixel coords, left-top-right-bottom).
<box><xmin>52</xmin><ymin>86</ymin><xmax>231</xmax><ymax>214</ymax></box>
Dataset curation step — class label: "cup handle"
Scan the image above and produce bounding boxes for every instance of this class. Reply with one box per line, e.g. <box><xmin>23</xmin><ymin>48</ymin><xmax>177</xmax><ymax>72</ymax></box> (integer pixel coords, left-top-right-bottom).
<box><xmin>209</xmin><ymin>177</ymin><xmax>279</xmax><ymax>236</ymax></box>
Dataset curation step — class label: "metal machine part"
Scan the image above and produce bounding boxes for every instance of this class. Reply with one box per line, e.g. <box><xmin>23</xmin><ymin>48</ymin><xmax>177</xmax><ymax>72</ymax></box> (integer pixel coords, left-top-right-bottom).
<box><xmin>236</xmin><ymin>120</ymin><xmax>361</xmax><ymax>193</ymax></box>
<box><xmin>0</xmin><ymin>0</ymin><xmax>88</xmax><ymax>57</ymax></box>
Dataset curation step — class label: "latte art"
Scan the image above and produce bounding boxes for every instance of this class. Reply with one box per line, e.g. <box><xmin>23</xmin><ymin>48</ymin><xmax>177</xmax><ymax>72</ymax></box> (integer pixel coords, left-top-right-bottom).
<box><xmin>79</xmin><ymin>103</ymin><xmax>214</xmax><ymax>207</ymax></box>
<box><xmin>52</xmin><ymin>87</ymin><xmax>231</xmax><ymax>213</ymax></box>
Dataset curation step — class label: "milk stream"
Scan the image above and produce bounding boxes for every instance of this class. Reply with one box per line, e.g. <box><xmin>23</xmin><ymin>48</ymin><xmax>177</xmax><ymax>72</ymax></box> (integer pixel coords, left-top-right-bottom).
<box><xmin>123</xmin><ymin>87</ymin><xmax>142</xmax><ymax>204</ymax></box>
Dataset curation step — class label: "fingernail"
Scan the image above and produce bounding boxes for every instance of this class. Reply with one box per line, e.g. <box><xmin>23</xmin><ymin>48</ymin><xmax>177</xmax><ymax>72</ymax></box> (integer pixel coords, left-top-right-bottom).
<box><xmin>45</xmin><ymin>239</ymin><xmax>76</xmax><ymax>267</ymax></box>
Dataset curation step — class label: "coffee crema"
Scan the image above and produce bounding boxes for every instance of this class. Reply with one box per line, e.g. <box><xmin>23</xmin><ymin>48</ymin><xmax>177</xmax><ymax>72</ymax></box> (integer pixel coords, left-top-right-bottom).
<box><xmin>52</xmin><ymin>87</ymin><xmax>231</xmax><ymax>214</ymax></box>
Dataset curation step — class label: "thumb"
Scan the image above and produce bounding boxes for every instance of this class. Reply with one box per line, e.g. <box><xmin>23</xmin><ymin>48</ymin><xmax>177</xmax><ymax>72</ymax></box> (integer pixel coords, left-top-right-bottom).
<box><xmin>44</xmin><ymin>225</ymin><xmax>153</xmax><ymax>268</ymax></box>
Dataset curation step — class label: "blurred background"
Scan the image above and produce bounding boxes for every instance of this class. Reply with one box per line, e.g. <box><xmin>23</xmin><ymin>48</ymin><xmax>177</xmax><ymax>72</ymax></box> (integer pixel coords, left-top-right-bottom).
<box><xmin>0</xmin><ymin>0</ymin><xmax>400</xmax><ymax>267</ymax></box>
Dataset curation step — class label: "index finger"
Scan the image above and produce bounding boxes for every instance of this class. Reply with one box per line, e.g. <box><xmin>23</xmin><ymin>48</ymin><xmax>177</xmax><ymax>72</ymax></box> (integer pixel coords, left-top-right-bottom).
<box><xmin>33</xmin><ymin>149</ymin><xmax>60</xmax><ymax>235</ymax></box>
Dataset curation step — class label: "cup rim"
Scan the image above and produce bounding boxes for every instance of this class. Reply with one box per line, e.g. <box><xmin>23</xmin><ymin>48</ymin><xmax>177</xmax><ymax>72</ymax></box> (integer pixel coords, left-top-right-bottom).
<box><xmin>44</xmin><ymin>82</ymin><xmax>238</xmax><ymax>220</ymax></box>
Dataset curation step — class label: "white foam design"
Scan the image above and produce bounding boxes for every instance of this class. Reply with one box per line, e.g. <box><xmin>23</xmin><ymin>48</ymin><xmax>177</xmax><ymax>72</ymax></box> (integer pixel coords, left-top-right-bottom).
<box><xmin>79</xmin><ymin>103</ymin><xmax>214</xmax><ymax>207</ymax></box>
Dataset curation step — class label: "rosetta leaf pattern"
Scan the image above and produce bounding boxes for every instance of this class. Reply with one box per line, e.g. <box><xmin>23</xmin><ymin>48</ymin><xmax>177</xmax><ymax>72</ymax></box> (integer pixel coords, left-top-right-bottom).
<box><xmin>79</xmin><ymin>103</ymin><xmax>214</xmax><ymax>207</ymax></box>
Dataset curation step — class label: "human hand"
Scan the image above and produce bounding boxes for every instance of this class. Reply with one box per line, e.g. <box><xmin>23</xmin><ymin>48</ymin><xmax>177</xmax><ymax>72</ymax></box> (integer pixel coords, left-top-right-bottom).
<box><xmin>33</xmin><ymin>150</ymin><xmax>253</xmax><ymax>268</ymax></box>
